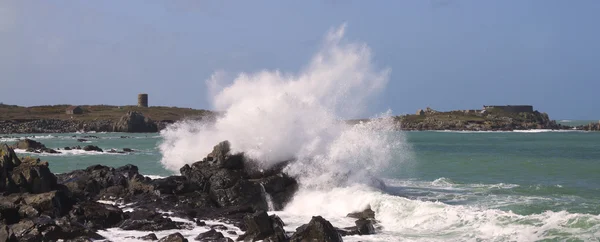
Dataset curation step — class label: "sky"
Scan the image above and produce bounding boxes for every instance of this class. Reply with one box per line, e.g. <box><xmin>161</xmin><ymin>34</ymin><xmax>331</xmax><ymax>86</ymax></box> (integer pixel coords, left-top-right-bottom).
<box><xmin>0</xmin><ymin>1</ymin><xmax>599</xmax><ymax>119</ymax></box>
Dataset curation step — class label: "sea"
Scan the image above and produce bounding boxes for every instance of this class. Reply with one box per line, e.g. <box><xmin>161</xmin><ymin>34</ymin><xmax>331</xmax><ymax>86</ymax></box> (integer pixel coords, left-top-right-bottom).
<box><xmin>3</xmin><ymin>129</ymin><xmax>600</xmax><ymax>241</ymax></box>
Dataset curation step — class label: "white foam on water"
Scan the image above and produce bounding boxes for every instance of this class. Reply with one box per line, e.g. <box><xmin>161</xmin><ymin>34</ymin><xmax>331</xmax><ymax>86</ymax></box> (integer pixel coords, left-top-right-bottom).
<box><xmin>98</xmin><ymin>216</ymin><xmax>242</xmax><ymax>242</ymax></box>
<box><xmin>276</xmin><ymin>184</ymin><xmax>600</xmax><ymax>241</ymax></box>
<box><xmin>13</xmin><ymin>149</ymin><xmax>126</xmax><ymax>156</ymax></box>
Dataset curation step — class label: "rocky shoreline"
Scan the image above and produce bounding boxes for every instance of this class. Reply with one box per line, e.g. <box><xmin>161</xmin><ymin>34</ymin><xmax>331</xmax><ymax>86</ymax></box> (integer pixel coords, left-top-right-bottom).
<box><xmin>0</xmin><ymin>141</ymin><xmax>378</xmax><ymax>241</ymax></box>
<box><xmin>0</xmin><ymin>111</ymin><xmax>168</xmax><ymax>134</ymax></box>
<box><xmin>3</xmin><ymin>108</ymin><xmax>597</xmax><ymax>134</ymax></box>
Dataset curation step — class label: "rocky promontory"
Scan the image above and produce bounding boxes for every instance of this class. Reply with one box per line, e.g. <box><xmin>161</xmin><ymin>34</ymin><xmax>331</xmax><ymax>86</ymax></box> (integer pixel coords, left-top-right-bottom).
<box><xmin>394</xmin><ymin>106</ymin><xmax>572</xmax><ymax>131</ymax></box>
<box><xmin>0</xmin><ymin>141</ymin><xmax>375</xmax><ymax>241</ymax></box>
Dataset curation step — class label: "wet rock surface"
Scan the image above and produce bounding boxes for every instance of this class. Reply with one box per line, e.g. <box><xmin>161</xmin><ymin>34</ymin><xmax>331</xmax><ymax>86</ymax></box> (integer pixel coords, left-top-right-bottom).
<box><xmin>0</xmin><ymin>141</ymin><xmax>382</xmax><ymax>241</ymax></box>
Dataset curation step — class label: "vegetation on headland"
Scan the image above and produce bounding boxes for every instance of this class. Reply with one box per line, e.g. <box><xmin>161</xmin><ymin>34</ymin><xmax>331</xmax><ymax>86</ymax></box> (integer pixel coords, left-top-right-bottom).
<box><xmin>0</xmin><ymin>104</ymin><xmax>214</xmax><ymax>122</ymax></box>
<box><xmin>394</xmin><ymin>107</ymin><xmax>570</xmax><ymax>131</ymax></box>
<box><xmin>1</xmin><ymin>103</ymin><xmax>598</xmax><ymax>133</ymax></box>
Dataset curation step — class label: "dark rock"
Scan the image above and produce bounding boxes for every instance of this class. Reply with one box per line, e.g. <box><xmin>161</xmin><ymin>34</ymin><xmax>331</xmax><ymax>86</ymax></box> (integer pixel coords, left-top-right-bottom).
<box><xmin>57</xmin><ymin>164</ymin><xmax>133</xmax><ymax>200</ymax></box>
<box><xmin>346</xmin><ymin>206</ymin><xmax>375</xmax><ymax>220</ymax></box>
<box><xmin>237</xmin><ymin>211</ymin><xmax>286</xmax><ymax>242</ymax></box>
<box><xmin>13</xmin><ymin>139</ymin><xmax>45</xmax><ymax>150</ymax></box>
<box><xmin>0</xmin><ymin>225</ymin><xmax>17</xmax><ymax>242</ymax></box>
<box><xmin>139</xmin><ymin>233</ymin><xmax>159</xmax><ymax>241</ymax></box>
<box><xmin>355</xmin><ymin>218</ymin><xmax>376</xmax><ymax>235</ymax></box>
<box><xmin>226</xmin><ymin>231</ymin><xmax>236</xmax><ymax>235</ymax></box>
<box><xmin>196</xmin><ymin>220</ymin><xmax>207</xmax><ymax>226</ymax></box>
<box><xmin>194</xmin><ymin>229</ymin><xmax>231</xmax><ymax>241</ymax></box>
<box><xmin>77</xmin><ymin>139</ymin><xmax>88</xmax><ymax>142</ymax></box>
<box><xmin>7</xmin><ymin>156</ymin><xmax>58</xmax><ymax>194</ymax></box>
<box><xmin>40</xmin><ymin>148</ymin><xmax>60</xmax><ymax>154</ymax></box>
<box><xmin>289</xmin><ymin>216</ymin><xmax>342</xmax><ymax>242</ymax></box>
<box><xmin>113</xmin><ymin>111</ymin><xmax>158</xmax><ymax>133</ymax></box>
<box><xmin>158</xmin><ymin>232</ymin><xmax>188</xmax><ymax>242</ymax></box>
<box><xmin>123</xmin><ymin>148</ymin><xmax>134</xmax><ymax>152</ymax></box>
<box><xmin>22</xmin><ymin>190</ymin><xmax>73</xmax><ymax>217</ymax></box>
<box><xmin>18</xmin><ymin>205</ymin><xmax>39</xmax><ymax>219</ymax></box>
<box><xmin>68</xmin><ymin>201</ymin><xmax>125</xmax><ymax>229</ymax></box>
<box><xmin>0</xmin><ymin>205</ymin><xmax>19</xmax><ymax>225</ymax></box>
<box><xmin>64</xmin><ymin>147</ymin><xmax>72</xmax><ymax>150</ymax></box>
<box><xmin>118</xmin><ymin>209</ymin><xmax>183</xmax><ymax>231</ymax></box>
<box><xmin>82</xmin><ymin>145</ymin><xmax>103</xmax><ymax>152</ymax></box>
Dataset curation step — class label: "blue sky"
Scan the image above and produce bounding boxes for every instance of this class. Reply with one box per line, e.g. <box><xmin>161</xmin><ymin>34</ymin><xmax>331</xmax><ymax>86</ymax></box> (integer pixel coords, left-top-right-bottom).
<box><xmin>0</xmin><ymin>1</ymin><xmax>598</xmax><ymax>119</ymax></box>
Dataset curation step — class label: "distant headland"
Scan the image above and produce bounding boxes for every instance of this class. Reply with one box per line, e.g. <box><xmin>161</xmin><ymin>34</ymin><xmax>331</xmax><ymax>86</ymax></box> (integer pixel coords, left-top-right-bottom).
<box><xmin>1</xmin><ymin>100</ymin><xmax>598</xmax><ymax>133</ymax></box>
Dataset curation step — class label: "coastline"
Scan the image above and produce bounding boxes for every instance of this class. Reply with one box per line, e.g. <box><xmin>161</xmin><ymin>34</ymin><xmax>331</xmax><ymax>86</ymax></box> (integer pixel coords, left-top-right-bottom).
<box><xmin>2</xmin><ymin>104</ymin><xmax>599</xmax><ymax>134</ymax></box>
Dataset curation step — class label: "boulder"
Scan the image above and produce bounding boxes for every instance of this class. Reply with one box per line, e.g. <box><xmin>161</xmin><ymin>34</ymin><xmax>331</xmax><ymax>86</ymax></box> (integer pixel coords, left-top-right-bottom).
<box><xmin>0</xmin><ymin>225</ymin><xmax>17</xmax><ymax>242</ymax></box>
<box><xmin>22</xmin><ymin>190</ymin><xmax>73</xmax><ymax>217</ymax></box>
<box><xmin>346</xmin><ymin>206</ymin><xmax>375</xmax><ymax>220</ymax></box>
<box><xmin>13</xmin><ymin>139</ymin><xmax>45</xmax><ymax>150</ymax></box>
<box><xmin>118</xmin><ymin>209</ymin><xmax>183</xmax><ymax>231</ymax></box>
<box><xmin>237</xmin><ymin>211</ymin><xmax>286</xmax><ymax>242</ymax></box>
<box><xmin>123</xmin><ymin>148</ymin><xmax>134</xmax><ymax>152</ymax></box>
<box><xmin>139</xmin><ymin>233</ymin><xmax>159</xmax><ymax>241</ymax></box>
<box><xmin>9</xmin><ymin>157</ymin><xmax>58</xmax><ymax>194</ymax></box>
<box><xmin>82</xmin><ymin>145</ymin><xmax>103</xmax><ymax>152</ymax></box>
<box><xmin>9</xmin><ymin>217</ymin><xmax>104</xmax><ymax>241</ymax></box>
<box><xmin>355</xmin><ymin>218</ymin><xmax>376</xmax><ymax>235</ymax></box>
<box><xmin>56</xmin><ymin>164</ymin><xmax>135</xmax><ymax>200</ymax></box>
<box><xmin>113</xmin><ymin>111</ymin><xmax>158</xmax><ymax>133</ymax></box>
<box><xmin>68</xmin><ymin>201</ymin><xmax>125</xmax><ymax>229</ymax></box>
<box><xmin>194</xmin><ymin>229</ymin><xmax>232</xmax><ymax>241</ymax></box>
<box><xmin>289</xmin><ymin>216</ymin><xmax>342</xmax><ymax>242</ymax></box>
<box><xmin>158</xmin><ymin>232</ymin><xmax>188</xmax><ymax>242</ymax></box>
<box><xmin>0</xmin><ymin>203</ymin><xmax>20</xmax><ymax>225</ymax></box>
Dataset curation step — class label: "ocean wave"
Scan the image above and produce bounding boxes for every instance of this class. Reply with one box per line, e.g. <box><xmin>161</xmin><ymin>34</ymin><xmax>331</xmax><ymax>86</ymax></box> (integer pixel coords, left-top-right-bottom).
<box><xmin>276</xmin><ymin>184</ymin><xmax>600</xmax><ymax>241</ymax></box>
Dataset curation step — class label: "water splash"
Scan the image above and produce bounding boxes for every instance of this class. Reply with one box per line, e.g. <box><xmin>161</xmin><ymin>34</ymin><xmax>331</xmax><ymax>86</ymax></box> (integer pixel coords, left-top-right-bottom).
<box><xmin>158</xmin><ymin>24</ymin><xmax>403</xmax><ymax>187</ymax></box>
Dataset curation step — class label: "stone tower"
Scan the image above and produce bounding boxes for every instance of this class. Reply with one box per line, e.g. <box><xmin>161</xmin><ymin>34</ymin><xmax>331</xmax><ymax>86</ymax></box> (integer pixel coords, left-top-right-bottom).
<box><xmin>138</xmin><ymin>93</ymin><xmax>148</xmax><ymax>107</ymax></box>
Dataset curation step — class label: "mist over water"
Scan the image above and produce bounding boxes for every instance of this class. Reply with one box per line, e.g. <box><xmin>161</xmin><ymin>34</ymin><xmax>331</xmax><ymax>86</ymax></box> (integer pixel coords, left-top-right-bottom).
<box><xmin>159</xmin><ymin>24</ymin><xmax>407</xmax><ymax>186</ymax></box>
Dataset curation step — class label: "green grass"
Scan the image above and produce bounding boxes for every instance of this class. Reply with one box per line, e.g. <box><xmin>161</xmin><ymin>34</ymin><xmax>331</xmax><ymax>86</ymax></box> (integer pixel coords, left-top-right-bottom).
<box><xmin>0</xmin><ymin>104</ymin><xmax>214</xmax><ymax>122</ymax></box>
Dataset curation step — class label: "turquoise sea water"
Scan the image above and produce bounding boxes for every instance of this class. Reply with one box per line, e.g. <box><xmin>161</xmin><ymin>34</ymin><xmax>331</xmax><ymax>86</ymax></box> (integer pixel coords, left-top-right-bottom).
<box><xmin>3</xmin><ymin>130</ymin><xmax>600</xmax><ymax>240</ymax></box>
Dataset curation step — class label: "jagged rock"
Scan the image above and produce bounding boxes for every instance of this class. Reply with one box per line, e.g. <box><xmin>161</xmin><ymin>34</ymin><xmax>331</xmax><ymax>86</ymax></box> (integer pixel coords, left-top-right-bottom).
<box><xmin>9</xmin><ymin>157</ymin><xmax>58</xmax><ymax>194</ymax></box>
<box><xmin>64</xmin><ymin>147</ymin><xmax>72</xmax><ymax>150</ymax></box>
<box><xmin>0</xmin><ymin>203</ymin><xmax>19</xmax><ymax>225</ymax></box>
<box><xmin>289</xmin><ymin>216</ymin><xmax>342</xmax><ymax>242</ymax></box>
<box><xmin>113</xmin><ymin>111</ymin><xmax>158</xmax><ymax>133</ymax></box>
<box><xmin>123</xmin><ymin>148</ymin><xmax>134</xmax><ymax>152</ymax></box>
<box><xmin>346</xmin><ymin>206</ymin><xmax>375</xmax><ymax>220</ymax></box>
<box><xmin>237</xmin><ymin>211</ymin><xmax>286</xmax><ymax>242</ymax></box>
<box><xmin>118</xmin><ymin>209</ymin><xmax>183</xmax><ymax>231</ymax></box>
<box><xmin>150</xmin><ymin>176</ymin><xmax>198</xmax><ymax>196</ymax></box>
<box><xmin>57</xmin><ymin>164</ymin><xmax>135</xmax><ymax>200</ymax></box>
<box><xmin>0</xmin><ymin>225</ymin><xmax>17</xmax><ymax>242</ymax></box>
<box><xmin>158</xmin><ymin>232</ymin><xmax>188</xmax><ymax>242</ymax></box>
<box><xmin>139</xmin><ymin>233</ymin><xmax>159</xmax><ymax>241</ymax></box>
<box><xmin>18</xmin><ymin>205</ymin><xmax>39</xmax><ymax>219</ymax></box>
<box><xmin>21</xmin><ymin>190</ymin><xmax>73</xmax><ymax>217</ymax></box>
<box><xmin>9</xmin><ymin>217</ymin><xmax>104</xmax><ymax>241</ymax></box>
<box><xmin>13</xmin><ymin>139</ymin><xmax>46</xmax><ymax>150</ymax></box>
<box><xmin>194</xmin><ymin>229</ymin><xmax>232</xmax><ymax>241</ymax></box>
<box><xmin>68</xmin><ymin>201</ymin><xmax>124</xmax><ymax>229</ymax></box>
<box><xmin>82</xmin><ymin>145</ymin><xmax>103</xmax><ymax>152</ymax></box>
<box><xmin>355</xmin><ymin>218</ymin><xmax>376</xmax><ymax>235</ymax></box>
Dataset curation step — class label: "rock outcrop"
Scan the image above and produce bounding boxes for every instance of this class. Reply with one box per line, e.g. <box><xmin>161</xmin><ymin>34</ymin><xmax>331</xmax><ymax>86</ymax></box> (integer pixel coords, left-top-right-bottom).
<box><xmin>289</xmin><ymin>216</ymin><xmax>343</xmax><ymax>242</ymax></box>
<box><xmin>0</xmin><ymin>141</ymin><xmax>386</xmax><ymax>241</ymax></box>
<box><xmin>113</xmin><ymin>111</ymin><xmax>158</xmax><ymax>133</ymax></box>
